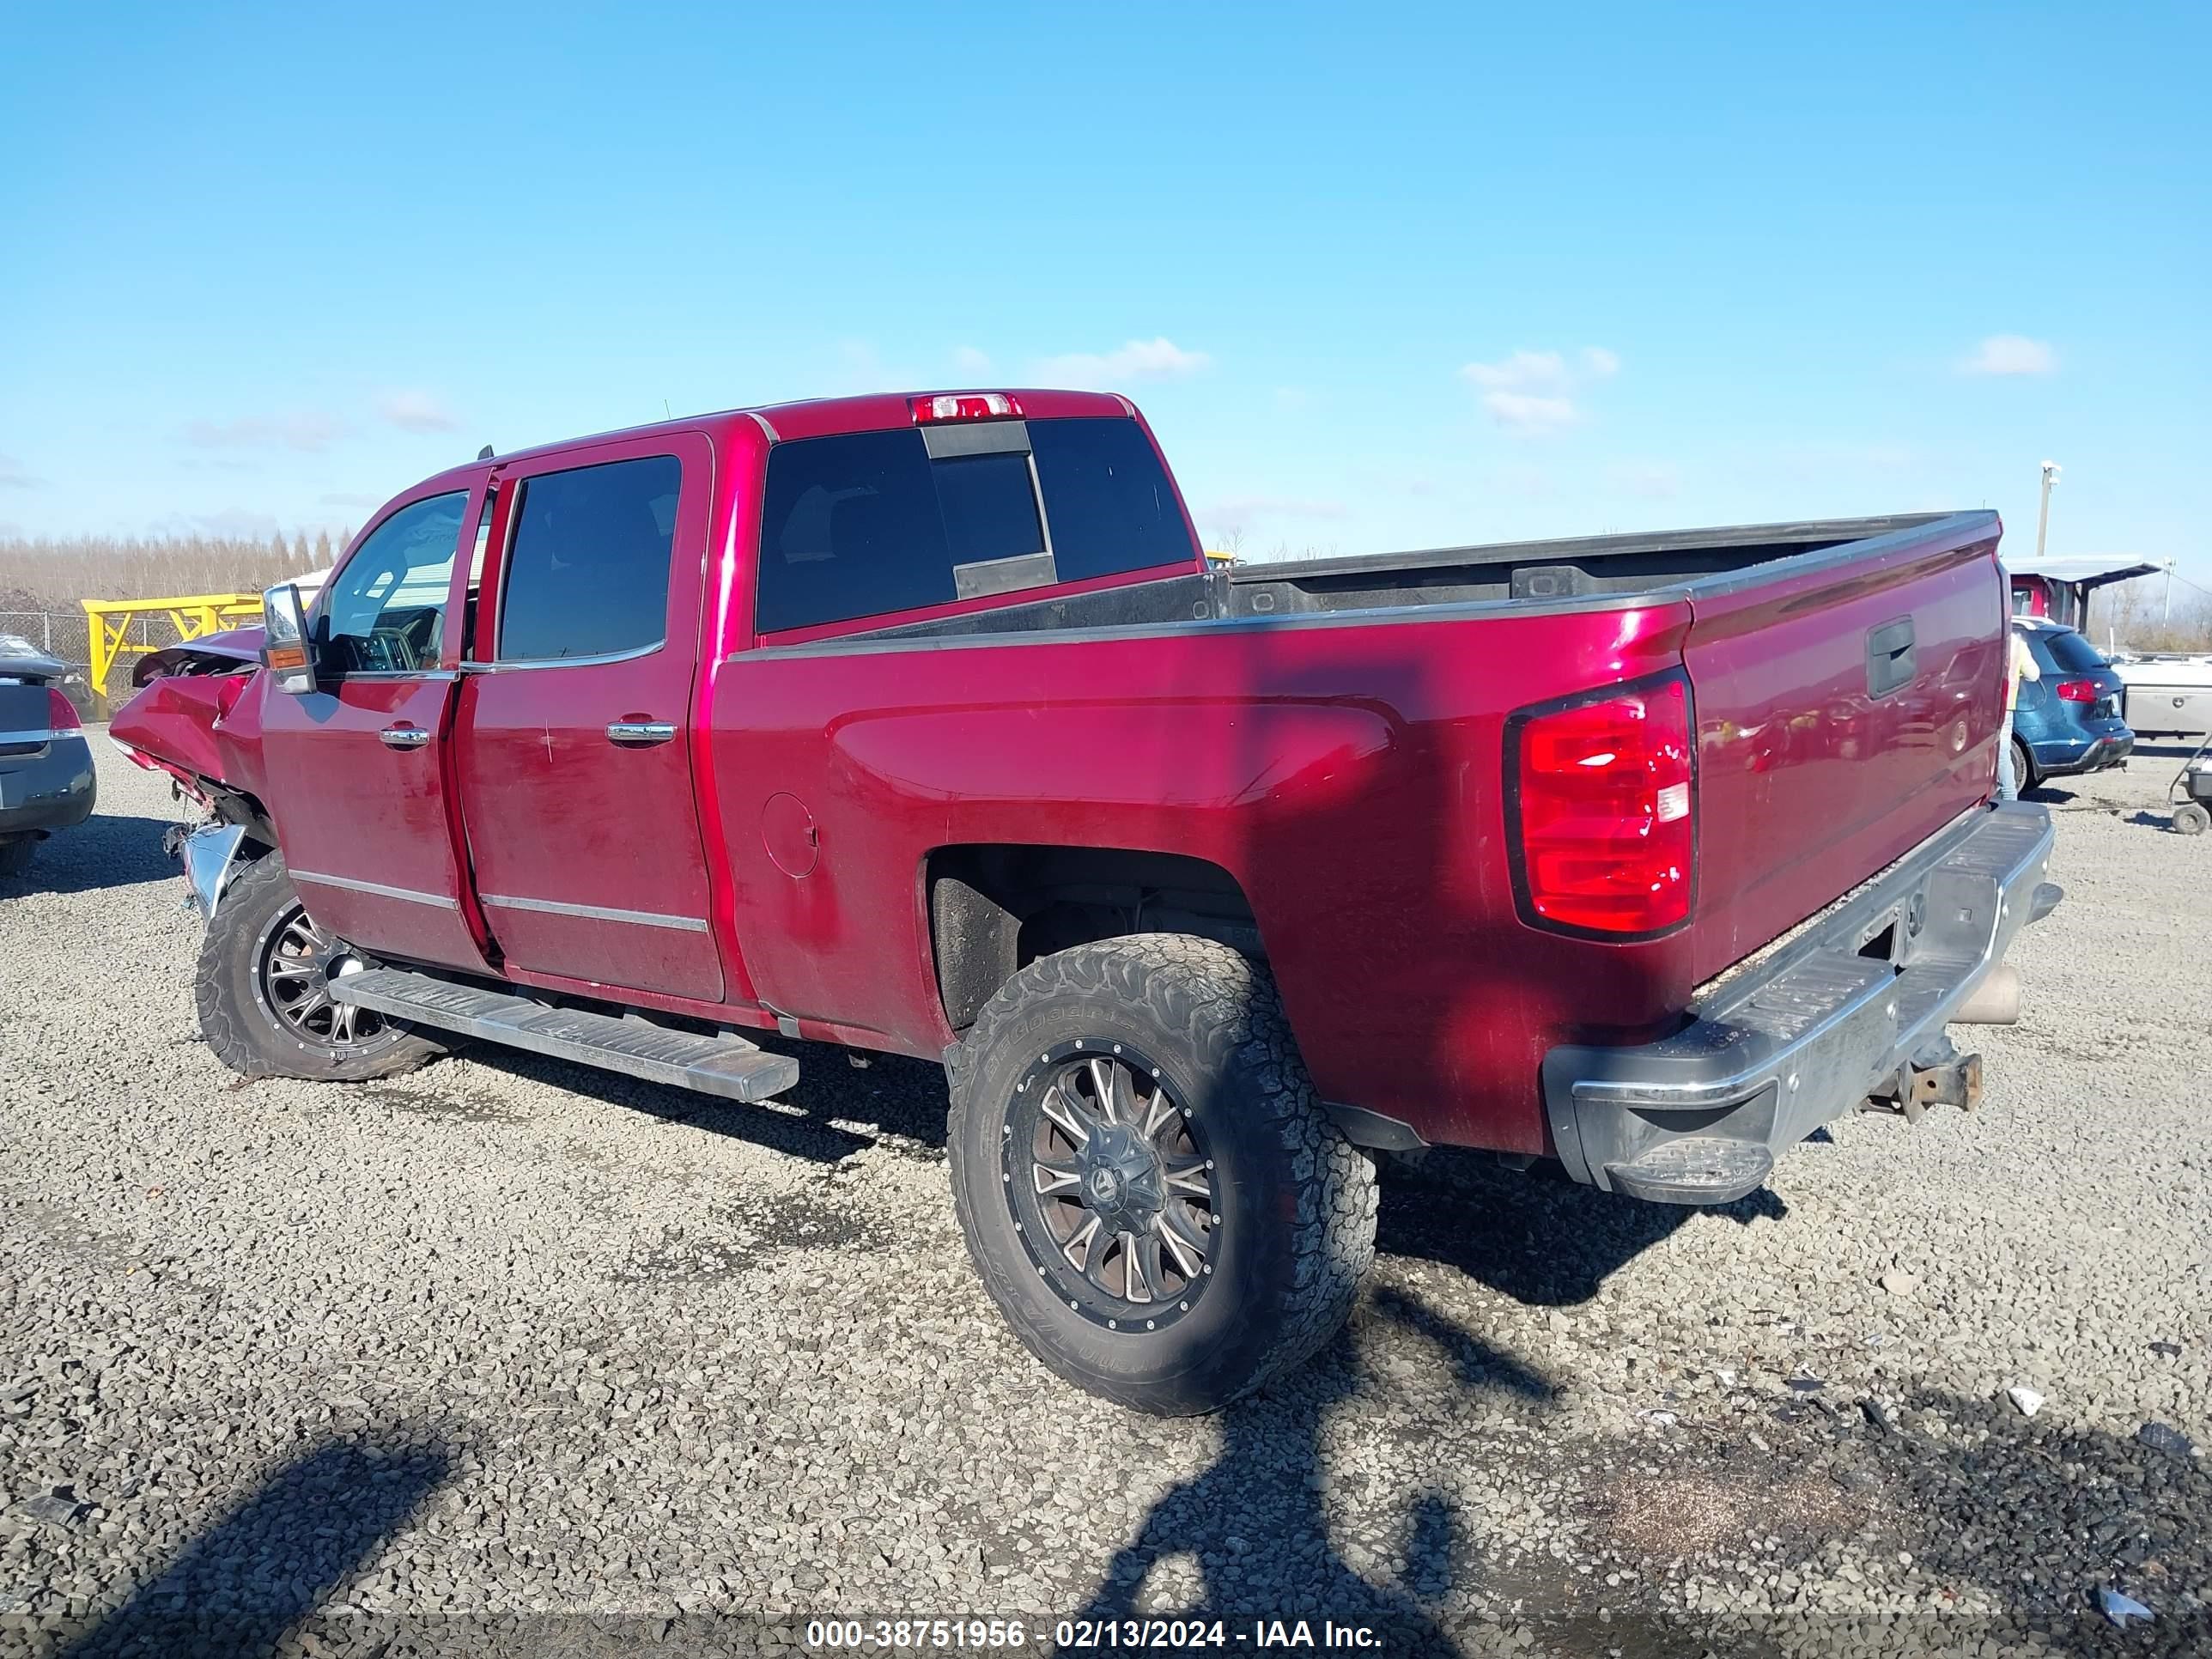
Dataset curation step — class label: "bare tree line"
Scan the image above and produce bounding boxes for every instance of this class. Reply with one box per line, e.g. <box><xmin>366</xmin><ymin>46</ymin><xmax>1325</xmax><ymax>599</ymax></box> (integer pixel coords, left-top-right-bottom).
<box><xmin>2088</xmin><ymin>571</ymin><xmax>2212</xmax><ymax>656</ymax></box>
<box><xmin>0</xmin><ymin>532</ymin><xmax>348</xmax><ymax>615</ymax></box>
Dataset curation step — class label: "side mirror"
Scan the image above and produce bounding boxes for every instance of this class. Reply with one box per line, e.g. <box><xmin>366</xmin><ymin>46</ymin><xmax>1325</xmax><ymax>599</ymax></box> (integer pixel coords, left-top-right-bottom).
<box><xmin>261</xmin><ymin>584</ymin><xmax>316</xmax><ymax>695</ymax></box>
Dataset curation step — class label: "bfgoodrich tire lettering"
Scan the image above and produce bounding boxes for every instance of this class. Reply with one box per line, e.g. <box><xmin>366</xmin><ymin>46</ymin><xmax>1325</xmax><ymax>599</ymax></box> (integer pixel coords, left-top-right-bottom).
<box><xmin>948</xmin><ymin>933</ymin><xmax>1377</xmax><ymax>1415</ymax></box>
<box><xmin>195</xmin><ymin>854</ymin><xmax>441</xmax><ymax>1083</ymax></box>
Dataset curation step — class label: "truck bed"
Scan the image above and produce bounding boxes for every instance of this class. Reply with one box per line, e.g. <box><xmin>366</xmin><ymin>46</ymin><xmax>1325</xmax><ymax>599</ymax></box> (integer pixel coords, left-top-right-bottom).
<box><xmin>845</xmin><ymin>514</ymin><xmax>1966</xmax><ymax>643</ymax></box>
<box><xmin>730</xmin><ymin>507</ymin><xmax>2008</xmax><ymax>1152</ymax></box>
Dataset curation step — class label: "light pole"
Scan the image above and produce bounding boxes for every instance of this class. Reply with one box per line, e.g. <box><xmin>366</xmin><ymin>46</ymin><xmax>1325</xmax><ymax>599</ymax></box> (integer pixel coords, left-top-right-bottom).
<box><xmin>2034</xmin><ymin>460</ymin><xmax>2061</xmax><ymax>564</ymax></box>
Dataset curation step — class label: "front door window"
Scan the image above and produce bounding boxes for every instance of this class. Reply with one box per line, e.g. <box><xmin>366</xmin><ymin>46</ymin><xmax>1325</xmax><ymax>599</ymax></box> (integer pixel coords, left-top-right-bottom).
<box><xmin>318</xmin><ymin>491</ymin><xmax>469</xmax><ymax>674</ymax></box>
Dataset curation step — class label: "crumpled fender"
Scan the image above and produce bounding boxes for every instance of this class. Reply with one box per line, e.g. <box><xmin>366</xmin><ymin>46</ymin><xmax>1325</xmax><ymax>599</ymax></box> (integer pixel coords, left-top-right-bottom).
<box><xmin>110</xmin><ymin>664</ymin><xmax>268</xmax><ymax>805</ymax></box>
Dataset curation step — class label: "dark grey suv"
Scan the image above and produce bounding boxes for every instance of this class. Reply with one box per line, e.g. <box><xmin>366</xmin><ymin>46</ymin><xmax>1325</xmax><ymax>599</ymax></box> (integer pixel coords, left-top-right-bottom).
<box><xmin>0</xmin><ymin>638</ymin><xmax>97</xmax><ymax>878</ymax></box>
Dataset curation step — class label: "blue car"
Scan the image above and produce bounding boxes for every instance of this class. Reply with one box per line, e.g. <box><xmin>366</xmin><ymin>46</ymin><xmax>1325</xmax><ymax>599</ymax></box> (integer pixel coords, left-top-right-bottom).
<box><xmin>2010</xmin><ymin>619</ymin><xmax>2134</xmax><ymax>791</ymax></box>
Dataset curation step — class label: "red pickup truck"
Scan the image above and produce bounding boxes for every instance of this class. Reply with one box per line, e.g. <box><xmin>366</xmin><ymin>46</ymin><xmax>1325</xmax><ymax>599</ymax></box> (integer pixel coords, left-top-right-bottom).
<box><xmin>113</xmin><ymin>387</ymin><xmax>2058</xmax><ymax>1413</ymax></box>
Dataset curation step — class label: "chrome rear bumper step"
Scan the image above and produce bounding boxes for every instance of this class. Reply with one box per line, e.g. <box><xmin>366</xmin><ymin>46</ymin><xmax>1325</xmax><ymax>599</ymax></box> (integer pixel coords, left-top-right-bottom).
<box><xmin>330</xmin><ymin>968</ymin><xmax>799</xmax><ymax>1103</ymax></box>
<box><xmin>1541</xmin><ymin>800</ymin><xmax>2058</xmax><ymax>1206</ymax></box>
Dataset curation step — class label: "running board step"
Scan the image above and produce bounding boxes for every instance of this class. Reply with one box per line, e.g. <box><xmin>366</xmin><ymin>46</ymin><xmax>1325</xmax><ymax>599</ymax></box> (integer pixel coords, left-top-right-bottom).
<box><xmin>329</xmin><ymin>969</ymin><xmax>799</xmax><ymax>1103</ymax></box>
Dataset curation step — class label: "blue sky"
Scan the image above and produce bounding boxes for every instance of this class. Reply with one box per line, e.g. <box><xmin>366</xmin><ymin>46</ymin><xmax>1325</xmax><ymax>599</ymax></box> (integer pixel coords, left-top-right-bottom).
<box><xmin>2</xmin><ymin>2</ymin><xmax>2205</xmax><ymax>576</ymax></box>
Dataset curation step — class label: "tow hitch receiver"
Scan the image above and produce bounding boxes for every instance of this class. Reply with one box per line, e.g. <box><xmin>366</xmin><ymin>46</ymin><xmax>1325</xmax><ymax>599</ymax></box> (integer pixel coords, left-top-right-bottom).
<box><xmin>1866</xmin><ymin>1038</ymin><xmax>1984</xmax><ymax>1124</ymax></box>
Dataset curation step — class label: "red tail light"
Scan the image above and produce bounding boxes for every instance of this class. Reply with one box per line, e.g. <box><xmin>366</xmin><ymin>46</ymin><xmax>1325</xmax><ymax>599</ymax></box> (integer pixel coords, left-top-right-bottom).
<box><xmin>910</xmin><ymin>392</ymin><xmax>1024</xmax><ymax>423</ymax></box>
<box><xmin>2054</xmin><ymin>678</ymin><xmax>2098</xmax><ymax>702</ymax></box>
<box><xmin>1507</xmin><ymin>672</ymin><xmax>1694</xmax><ymax>937</ymax></box>
<box><xmin>46</xmin><ymin>688</ymin><xmax>82</xmax><ymax>732</ymax></box>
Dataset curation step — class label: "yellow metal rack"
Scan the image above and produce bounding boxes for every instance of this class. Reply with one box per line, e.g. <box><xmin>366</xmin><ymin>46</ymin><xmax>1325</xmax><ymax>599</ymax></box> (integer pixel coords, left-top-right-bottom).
<box><xmin>80</xmin><ymin>593</ymin><xmax>262</xmax><ymax>698</ymax></box>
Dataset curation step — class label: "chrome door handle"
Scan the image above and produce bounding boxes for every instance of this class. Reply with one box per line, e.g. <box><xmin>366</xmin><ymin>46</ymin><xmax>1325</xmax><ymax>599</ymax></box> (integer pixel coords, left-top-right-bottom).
<box><xmin>606</xmin><ymin>720</ymin><xmax>677</xmax><ymax>744</ymax></box>
<box><xmin>379</xmin><ymin>724</ymin><xmax>433</xmax><ymax>750</ymax></box>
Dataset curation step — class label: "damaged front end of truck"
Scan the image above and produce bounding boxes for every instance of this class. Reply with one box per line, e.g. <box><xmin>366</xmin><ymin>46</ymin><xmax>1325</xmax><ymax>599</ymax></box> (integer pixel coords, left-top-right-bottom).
<box><xmin>108</xmin><ymin>619</ymin><xmax>275</xmax><ymax>921</ymax></box>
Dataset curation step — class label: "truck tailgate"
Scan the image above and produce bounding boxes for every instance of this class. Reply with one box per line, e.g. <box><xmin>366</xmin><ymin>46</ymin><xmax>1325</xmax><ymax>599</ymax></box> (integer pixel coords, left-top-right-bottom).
<box><xmin>1681</xmin><ymin>515</ymin><xmax>2007</xmax><ymax>983</ymax></box>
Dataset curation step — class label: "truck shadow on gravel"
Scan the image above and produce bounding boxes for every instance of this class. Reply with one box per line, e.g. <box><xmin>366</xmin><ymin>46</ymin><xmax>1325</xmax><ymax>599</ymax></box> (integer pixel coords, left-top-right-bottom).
<box><xmin>3</xmin><ymin>812</ymin><xmax>179</xmax><ymax>896</ymax></box>
<box><xmin>58</xmin><ymin>1431</ymin><xmax>450</xmax><ymax>1659</ymax></box>
<box><xmin>1073</xmin><ymin>1287</ymin><xmax>1555</xmax><ymax>1656</ymax></box>
<box><xmin>1375</xmin><ymin>1148</ymin><xmax>1787</xmax><ymax>1308</ymax></box>
<box><xmin>452</xmin><ymin>1041</ymin><xmax>952</xmax><ymax>1164</ymax></box>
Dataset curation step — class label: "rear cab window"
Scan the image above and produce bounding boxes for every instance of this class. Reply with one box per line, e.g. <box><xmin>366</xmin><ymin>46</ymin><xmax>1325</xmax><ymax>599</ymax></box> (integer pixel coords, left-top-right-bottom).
<box><xmin>755</xmin><ymin>416</ymin><xmax>1195</xmax><ymax>636</ymax></box>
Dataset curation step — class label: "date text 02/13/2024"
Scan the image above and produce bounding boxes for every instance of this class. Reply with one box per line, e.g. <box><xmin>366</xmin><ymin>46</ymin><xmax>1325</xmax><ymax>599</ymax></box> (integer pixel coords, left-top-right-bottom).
<box><xmin>802</xmin><ymin>1618</ymin><xmax>1383</xmax><ymax>1650</ymax></box>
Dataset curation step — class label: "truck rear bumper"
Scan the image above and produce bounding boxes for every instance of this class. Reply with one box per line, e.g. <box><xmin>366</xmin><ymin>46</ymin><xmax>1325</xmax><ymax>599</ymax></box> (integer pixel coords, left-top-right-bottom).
<box><xmin>1540</xmin><ymin>801</ymin><xmax>2058</xmax><ymax>1205</ymax></box>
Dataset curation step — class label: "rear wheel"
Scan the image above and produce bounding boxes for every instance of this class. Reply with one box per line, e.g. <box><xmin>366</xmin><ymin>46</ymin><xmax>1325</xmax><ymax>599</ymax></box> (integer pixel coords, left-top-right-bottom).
<box><xmin>2010</xmin><ymin>737</ymin><xmax>2037</xmax><ymax>795</ymax></box>
<box><xmin>947</xmin><ymin>934</ymin><xmax>1377</xmax><ymax>1415</ymax></box>
<box><xmin>0</xmin><ymin>836</ymin><xmax>33</xmax><ymax>880</ymax></box>
<box><xmin>195</xmin><ymin>854</ymin><xmax>441</xmax><ymax>1081</ymax></box>
<box><xmin>2174</xmin><ymin>802</ymin><xmax>2210</xmax><ymax>836</ymax></box>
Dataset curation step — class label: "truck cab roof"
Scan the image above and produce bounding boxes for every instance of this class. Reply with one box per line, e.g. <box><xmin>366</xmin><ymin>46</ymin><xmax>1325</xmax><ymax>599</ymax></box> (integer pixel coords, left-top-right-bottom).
<box><xmin>448</xmin><ymin>388</ymin><xmax>1137</xmax><ymax>480</ymax></box>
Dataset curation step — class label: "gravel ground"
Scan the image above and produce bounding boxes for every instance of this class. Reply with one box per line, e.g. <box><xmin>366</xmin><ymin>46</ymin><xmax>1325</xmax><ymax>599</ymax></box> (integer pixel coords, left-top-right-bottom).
<box><xmin>2</xmin><ymin>738</ymin><xmax>2207</xmax><ymax>1658</ymax></box>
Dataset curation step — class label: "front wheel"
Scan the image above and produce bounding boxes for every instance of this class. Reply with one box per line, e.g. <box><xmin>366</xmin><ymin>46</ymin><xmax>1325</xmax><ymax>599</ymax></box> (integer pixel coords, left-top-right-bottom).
<box><xmin>2174</xmin><ymin>802</ymin><xmax>2210</xmax><ymax>836</ymax></box>
<box><xmin>194</xmin><ymin>854</ymin><xmax>442</xmax><ymax>1082</ymax></box>
<box><xmin>947</xmin><ymin>934</ymin><xmax>1377</xmax><ymax>1415</ymax></box>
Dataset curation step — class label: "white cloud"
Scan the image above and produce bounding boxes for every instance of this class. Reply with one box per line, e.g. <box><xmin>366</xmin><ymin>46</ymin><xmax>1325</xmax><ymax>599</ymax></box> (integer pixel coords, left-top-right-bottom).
<box><xmin>1960</xmin><ymin>334</ymin><xmax>2056</xmax><ymax>376</ymax></box>
<box><xmin>1035</xmin><ymin>337</ymin><xmax>1212</xmax><ymax>387</ymax></box>
<box><xmin>378</xmin><ymin>389</ymin><xmax>459</xmax><ymax>433</ymax></box>
<box><xmin>951</xmin><ymin>345</ymin><xmax>992</xmax><ymax>374</ymax></box>
<box><xmin>183</xmin><ymin>411</ymin><xmax>349</xmax><ymax>453</ymax></box>
<box><xmin>1461</xmin><ymin>349</ymin><xmax>1572</xmax><ymax>392</ymax></box>
<box><xmin>0</xmin><ymin>453</ymin><xmax>40</xmax><ymax>489</ymax></box>
<box><xmin>1459</xmin><ymin>345</ymin><xmax>1620</xmax><ymax>433</ymax></box>
<box><xmin>1480</xmin><ymin>392</ymin><xmax>1579</xmax><ymax>434</ymax></box>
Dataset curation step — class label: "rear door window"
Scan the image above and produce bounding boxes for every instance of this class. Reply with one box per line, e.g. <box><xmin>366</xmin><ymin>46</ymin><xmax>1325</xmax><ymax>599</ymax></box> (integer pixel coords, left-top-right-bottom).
<box><xmin>755</xmin><ymin>417</ymin><xmax>1195</xmax><ymax>634</ymax></box>
<box><xmin>497</xmin><ymin>455</ymin><xmax>681</xmax><ymax>661</ymax></box>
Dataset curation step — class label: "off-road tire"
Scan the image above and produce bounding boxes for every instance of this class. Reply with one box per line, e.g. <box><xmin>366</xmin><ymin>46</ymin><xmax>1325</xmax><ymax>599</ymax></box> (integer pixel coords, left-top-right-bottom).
<box><xmin>0</xmin><ymin>836</ymin><xmax>34</xmax><ymax>880</ymax></box>
<box><xmin>947</xmin><ymin>933</ymin><xmax>1377</xmax><ymax>1415</ymax></box>
<box><xmin>195</xmin><ymin>854</ymin><xmax>441</xmax><ymax>1082</ymax></box>
<box><xmin>2011</xmin><ymin>737</ymin><xmax>2037</xmax><ymax>796</ymax></box>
